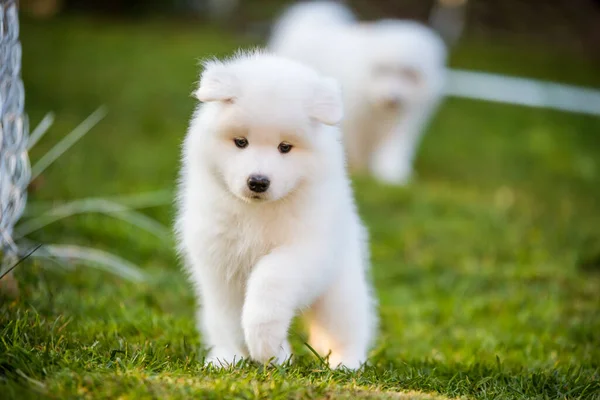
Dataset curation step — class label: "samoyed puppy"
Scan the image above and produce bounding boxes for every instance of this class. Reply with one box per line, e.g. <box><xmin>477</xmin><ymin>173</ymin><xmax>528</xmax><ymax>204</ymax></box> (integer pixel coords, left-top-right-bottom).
<box><xmin>175</xmin><ymin>50</ymin><xmax>377</xmax><ymax>369</ymax></box>
<box><xmin>269</xmin><ymin>1</ymin><xmax>447</xmax><ymax>184</ymax></box>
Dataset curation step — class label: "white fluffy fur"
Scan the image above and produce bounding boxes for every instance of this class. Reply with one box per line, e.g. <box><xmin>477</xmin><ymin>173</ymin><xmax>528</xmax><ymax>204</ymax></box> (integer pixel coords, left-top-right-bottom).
<box><xmin>269</xmin><ymin>1</ymin><xmax>447</xmax><ymax>184</ymax></box>
<box><xmin>176</xmin><ymin>50</ymin><xmax>377</xmax><ymax>369</ymax></box>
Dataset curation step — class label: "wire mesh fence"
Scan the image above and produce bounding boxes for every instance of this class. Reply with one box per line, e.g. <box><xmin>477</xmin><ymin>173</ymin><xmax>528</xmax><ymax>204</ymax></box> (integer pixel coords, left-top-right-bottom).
<box><xmin>0</xmin><ymin>0</ymin><xmax>31</xmax><ymax>278</ymax></box>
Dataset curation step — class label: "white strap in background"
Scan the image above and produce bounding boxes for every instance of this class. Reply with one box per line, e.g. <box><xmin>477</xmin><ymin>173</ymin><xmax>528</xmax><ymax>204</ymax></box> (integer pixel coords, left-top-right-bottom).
<box><xmin>445</xmin><ymin>69</ymin><xmax>600</xmax><ymax>116</ymax></box>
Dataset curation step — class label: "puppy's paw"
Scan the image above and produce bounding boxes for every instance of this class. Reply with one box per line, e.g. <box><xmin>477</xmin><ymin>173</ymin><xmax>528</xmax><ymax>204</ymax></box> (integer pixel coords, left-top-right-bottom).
<box><xmin>205</xmin><ymin>348</ymin><xmax>245</xmax><ymax>368</ymax></box>
<box><xmin>370</xmin><ymin>153</ymin><xmax>412</xmax><ymax>185</ymax></box>
<box><xmin>372</xmin><ymin>163</ymin><xmax>411</xmax><ymax>185</ymax></box>
<box><xmin>327</xmin><ymin>352</ymin><xmax>365</xmax><ymax>371</ymax></box>
<box><xmin>243</xmin><ymin>318</ymin><xmax>291</xmax><ymax>365</ymax></box>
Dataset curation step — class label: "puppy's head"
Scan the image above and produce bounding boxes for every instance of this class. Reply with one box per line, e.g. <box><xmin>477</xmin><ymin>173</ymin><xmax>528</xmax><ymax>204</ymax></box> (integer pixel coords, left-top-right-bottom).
<box><xmin>193</xmin><ymin>50</ymin><xmax>343</xmax><ymax>203</ymax></box>
<box><xmin>363</xmin><ymin>21</ymin><xmax>447</xmax><ymax>111</ymax></box>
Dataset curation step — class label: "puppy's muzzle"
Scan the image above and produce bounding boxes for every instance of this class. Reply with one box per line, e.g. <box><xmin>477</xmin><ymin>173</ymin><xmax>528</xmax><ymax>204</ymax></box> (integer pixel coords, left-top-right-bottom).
<box><xmin>383</xmin><ymin>96</ymin><xmax>402</xmax><ymax>109</ymax></box>
<box><xmin>247</xmin><ymin>175</ymin><xmax>270</xmax><ymax>193</ymax></box>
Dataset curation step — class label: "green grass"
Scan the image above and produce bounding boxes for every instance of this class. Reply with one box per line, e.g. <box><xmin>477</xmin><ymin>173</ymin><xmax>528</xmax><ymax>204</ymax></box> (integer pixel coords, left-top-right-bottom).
<box><xmin>1</xmin><ymin>17</ymin><xmax>599</xmax><ymax>399</ymax></box>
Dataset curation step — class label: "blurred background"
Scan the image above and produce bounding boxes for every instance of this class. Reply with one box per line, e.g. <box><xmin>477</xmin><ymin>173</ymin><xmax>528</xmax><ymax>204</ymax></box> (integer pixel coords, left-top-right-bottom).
<box><xmin>18</xmin><ymin>0</ymin><xmax>600</xmax><ymax>53</ymax></box>
<box><xmin>14</xmin><ymin>0</ymin><xmax>600</xmax><ymax>259</ymax></box>
<box><xmin>16</xmin><ymin>0</ymin><xmax>600</xmax><ymax>192</ymax></box>
<box><xmin>1</xmin><ymin>0</ymin><xmax>599</xmax><ymax>397</ymax></box>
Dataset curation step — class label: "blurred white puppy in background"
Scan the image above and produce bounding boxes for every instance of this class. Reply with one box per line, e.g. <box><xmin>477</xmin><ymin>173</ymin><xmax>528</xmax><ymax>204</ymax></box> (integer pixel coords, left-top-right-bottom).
<box><xmin>176</xmin><ymin>50</ymin><xmax>377</xmax><ymax>369</ymax></box>
<box><xmin>269</xmin><ymin>1</ymin><xmax>447</xmax><ymax>185</ymax></box>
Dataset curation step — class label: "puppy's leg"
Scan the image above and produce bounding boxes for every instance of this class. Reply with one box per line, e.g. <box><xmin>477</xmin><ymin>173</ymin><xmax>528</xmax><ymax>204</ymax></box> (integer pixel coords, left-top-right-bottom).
<box><xmin>370</xmin><ymin>106</ymin><xmax>435</xmax><ymax>185</ymax></box>
<box><xmin>242</xmin><ymin>245</ymin><xmax>325</xmax><ymax>365</ymax></box>
<box><xmin>307</xmin><ymin>260</ymin><xmax>375</xmax><ymax>370</ymax></box>
<box><xmin>343</xmin><ymin>120</ymin><xmax>371</xmax><ymax>173</ymax></box>
<box><xmin>197</xmin><ymin>272</ymin><xmax>247</xmax><ymax>367</ymax></box>
<box><xmin>369</xmin><ymin>126</ymin><xmax>418</xmax><ymax>185</ymax></box>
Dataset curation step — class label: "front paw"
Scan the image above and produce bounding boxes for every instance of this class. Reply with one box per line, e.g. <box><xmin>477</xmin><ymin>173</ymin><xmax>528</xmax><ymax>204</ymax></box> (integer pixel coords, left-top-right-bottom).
<box><xmin>327</xmin><ymin>352</ymin><xmax>365</xmax><ymax>370</ymax></box>
<box><xmin>243</xmin><ymin>319</ymin><xmax>291</xmax><ymax>365</ymax></box>
<box><xmin>370</xmin><ymin>155</ymin><xmax>412</xmax><ymax>185</ymax></box>
<box><xmin>372</xmin><ymin>163</ymin><xmax>412</xmax><ymax>185</ymax></box>
<box><xmin>204</xmin><ymin>348</ymin><xmax>245</xmax><ymax>368</ymax></box>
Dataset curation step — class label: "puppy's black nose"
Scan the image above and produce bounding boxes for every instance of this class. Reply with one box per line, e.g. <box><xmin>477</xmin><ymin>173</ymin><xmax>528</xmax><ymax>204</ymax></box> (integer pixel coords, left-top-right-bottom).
<box><xmin>384</xmin><ymin>97</ymin><xmax>401</xmax><ymax>108</ymax></box>
<box><xmin>247</xmin><ymin>175</ymin><xmax>270</xmax><ymax>193</ymax></box>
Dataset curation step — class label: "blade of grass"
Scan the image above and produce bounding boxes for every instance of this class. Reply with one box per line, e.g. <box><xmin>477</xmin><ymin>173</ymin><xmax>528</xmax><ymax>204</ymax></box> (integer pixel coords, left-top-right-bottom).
<box><xmin>27</xmin><ymin>112</ymin><xmax>55</xmax><ymax>150</ymax></box>
<box><xmin>23</xmin><ymin>190</ymin><xmax>172</xmax><ymax>217</ymax></box>
<box><xmin>0</xmin><ymin>244</ymin><xmax>43</xmax><ymax>280</ymax></box>
<box><xmin>31</xmin><ymin>106</ymin><xmax>108</xmax><ymax>180</ymax></box>
<box><xmin>39</xmin><ymin>244</ymin><xmax>147</xmax><ymax>282</ymax></box>
<box><xmin>16</xmin><ymin>199</ymin><xmax>171</xmax><ymax>240</ymax></box>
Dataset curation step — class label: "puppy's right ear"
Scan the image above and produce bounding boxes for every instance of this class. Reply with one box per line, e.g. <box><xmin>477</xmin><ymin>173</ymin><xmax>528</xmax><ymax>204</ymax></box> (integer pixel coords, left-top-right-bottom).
<box><xmin>194</xmin><ymin>61</ymin><xmax>237</xmax><ymax>103</ymax></box>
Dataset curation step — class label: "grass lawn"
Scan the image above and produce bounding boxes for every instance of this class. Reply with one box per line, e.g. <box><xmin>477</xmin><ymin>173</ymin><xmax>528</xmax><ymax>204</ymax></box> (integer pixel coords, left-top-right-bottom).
<box><xmin>1</xmin><ymin>17</ymin><xmax>600</xmax><ymax>399</ymax></box>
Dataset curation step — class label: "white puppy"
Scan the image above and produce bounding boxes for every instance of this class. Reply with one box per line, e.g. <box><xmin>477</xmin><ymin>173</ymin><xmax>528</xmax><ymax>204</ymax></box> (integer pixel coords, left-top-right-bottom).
<box><xmin>269</xmin><ymin>1</ymin><xmax>447</xmax><ymax>184</ymax></box>
<box><xmin>175</xmin><ymin>50</ymin><xmax>377</xmax><ymax>369</ymax></box>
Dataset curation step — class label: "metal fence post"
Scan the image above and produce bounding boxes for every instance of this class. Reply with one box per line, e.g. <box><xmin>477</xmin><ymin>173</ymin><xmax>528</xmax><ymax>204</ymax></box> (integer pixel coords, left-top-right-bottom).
<box><xmin>0</xmin><ymin>0</ymin><xmax>30</xmax><ymax>297</ymax></box>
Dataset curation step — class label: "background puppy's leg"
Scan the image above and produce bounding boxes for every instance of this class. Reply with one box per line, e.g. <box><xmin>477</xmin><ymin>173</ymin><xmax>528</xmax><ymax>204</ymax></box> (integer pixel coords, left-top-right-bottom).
<box><xmin>307</xmin><ymin>254</ymin><xmax>375</xmax><ymax>370</ymax></box>
<box><xmin>344</xmin><ymin>124</ymin><xmax>371</xmax><ymax>173</ymax></box>
<box><xmin>369</xmin><ymin>98</ymin><xmax>443</xmax><ymax>185</ymax></box>
<box><xmin>369</xmin><ymin>114</ymin><xmax>425</xmax><ymax>185</ymax></box>
<box><xmin>197</xmin><ymin>274</ymin><xmax>247</xmax><ymax>366</ymax></box>
<box><xmin>242</xmin><ymin>246</ymin><xmax>325</xmax><ymax>365</ymax></box>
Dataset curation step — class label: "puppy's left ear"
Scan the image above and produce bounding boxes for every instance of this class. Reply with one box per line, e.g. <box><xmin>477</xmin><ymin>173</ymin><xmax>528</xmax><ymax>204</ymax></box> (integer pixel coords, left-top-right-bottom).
<box><xmin>308</xmin><ymin>77</ymin><xmax>344</xmax><ymax>126</ymax></box>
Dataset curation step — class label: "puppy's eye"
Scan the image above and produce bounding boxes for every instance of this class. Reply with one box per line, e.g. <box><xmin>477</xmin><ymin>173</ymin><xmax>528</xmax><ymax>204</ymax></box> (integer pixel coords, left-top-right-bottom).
<box><xmin>233</xmin><ymin>137</ymin><xmax>248</xmax><ymax>149</ymax></box>
<box><xmin>374</xmin><ymin>64</ymin><xmax>394</xmax><ymax>76</ymax></box>
<box><xmin>399</xmin><ymin>68</ymin><xmax>420</xmax><ymax>85</ymax></box>
<box><xmin>278</xmin><ymin>142</ymin><xmax>293</xmax><ymax>154</ymax></box>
